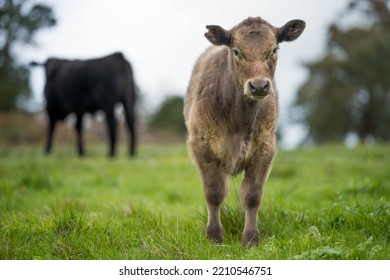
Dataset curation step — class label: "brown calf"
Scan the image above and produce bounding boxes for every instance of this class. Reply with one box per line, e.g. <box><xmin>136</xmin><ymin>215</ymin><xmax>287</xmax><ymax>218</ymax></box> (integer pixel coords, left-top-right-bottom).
<box><xmin>184</xmin><ymin>17</ymin><xmax>305</xmax><ymax>246</ymax></box>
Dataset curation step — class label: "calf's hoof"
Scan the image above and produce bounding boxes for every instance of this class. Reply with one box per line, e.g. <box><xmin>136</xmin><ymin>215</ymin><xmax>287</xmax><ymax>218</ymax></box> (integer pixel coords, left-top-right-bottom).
<box><xmin>242</xmin><ymin>229</ymin><xmax>260</xmax><ymax>246</ymax></box>
<box><xmin>206</xmin><ymin>224</ymin><xmax>223</xmax><ymax>244</ymax></box>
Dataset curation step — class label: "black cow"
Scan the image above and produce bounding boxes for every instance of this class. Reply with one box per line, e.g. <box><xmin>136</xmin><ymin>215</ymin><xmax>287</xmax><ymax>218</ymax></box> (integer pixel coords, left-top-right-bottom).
<box><xmin>31</xmin><ymin>52</ymin><xmax>136</xmax><ymax>157</ymax></box>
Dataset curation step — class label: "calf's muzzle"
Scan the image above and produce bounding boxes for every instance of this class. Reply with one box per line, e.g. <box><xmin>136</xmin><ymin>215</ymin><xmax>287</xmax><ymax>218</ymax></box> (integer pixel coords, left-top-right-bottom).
<box><xmin>246</xmin><ymin>78</ymin><xmax>271</xmax><ymax>99</ymax></box>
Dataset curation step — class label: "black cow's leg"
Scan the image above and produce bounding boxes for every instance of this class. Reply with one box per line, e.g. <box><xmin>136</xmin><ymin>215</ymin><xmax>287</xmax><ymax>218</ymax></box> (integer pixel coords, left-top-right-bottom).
<box><xmin>123</xmin><ymin>99</ymin><xmax>136</xmax><ymax>157</ymax></box>
<box><xmin>45</xmin><ymin>117</ymin><xmax>56</xmax><ymax>155</ymax></box>
<box><xmin>105</xmin><ymin>109</ymin><xmax>117</xmax><ymax>157</ymax></box>
<box><xmin>75</xmin><ymin>114</ymin><xmax>84</xmax><ymax>156</ymax></box>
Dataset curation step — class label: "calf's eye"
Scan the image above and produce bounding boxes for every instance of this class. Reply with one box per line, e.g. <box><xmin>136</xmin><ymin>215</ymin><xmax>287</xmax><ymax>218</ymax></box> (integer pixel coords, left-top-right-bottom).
<box><xmin>232</xmin><ymin>48</ymin><xmax>241</xmax><ymax>58</ymax></box>
<box><xmin>272</xmin><ymin>47</ymin><xmax>279</xmax><ymax>56</ymax></box>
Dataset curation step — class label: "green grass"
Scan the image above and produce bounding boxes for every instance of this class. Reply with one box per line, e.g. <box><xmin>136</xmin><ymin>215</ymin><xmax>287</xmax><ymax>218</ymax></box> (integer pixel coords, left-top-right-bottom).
<box><xmin>0</xmin><ymin>144</ymin><xmax>389</xmax><ymax>259</ymax></box>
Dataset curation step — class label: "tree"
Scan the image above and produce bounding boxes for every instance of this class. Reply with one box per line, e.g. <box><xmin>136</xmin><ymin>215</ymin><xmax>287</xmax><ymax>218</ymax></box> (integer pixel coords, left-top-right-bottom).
<box><xmin>292</xmin><ymin>0</ymin><xmax>390</xmax><ymax>144</ymax></box>
<box><xmin>149</xmin><ymin>95</ymin><xmax>186</xmax><ymax>137</ymax></box>
<box><xmin>0</xmin><ymin>0</ymin><xmax>56</xmax><ymax>111</ymax></box>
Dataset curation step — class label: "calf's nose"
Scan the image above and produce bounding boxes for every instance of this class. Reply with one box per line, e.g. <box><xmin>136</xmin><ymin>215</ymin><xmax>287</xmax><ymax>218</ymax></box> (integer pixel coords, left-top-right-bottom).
<box><xmin>248</xmin><ymin>79</ymin><xmax>270</xmax><ymax>97</ymax></box>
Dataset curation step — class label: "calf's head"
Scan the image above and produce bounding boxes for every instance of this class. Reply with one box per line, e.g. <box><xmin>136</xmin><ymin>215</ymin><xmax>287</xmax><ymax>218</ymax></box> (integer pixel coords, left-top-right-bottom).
<box><xmin>205</xmin><ymin>17</ymin><xmax>305</xmax><ymax>100</ymax></box>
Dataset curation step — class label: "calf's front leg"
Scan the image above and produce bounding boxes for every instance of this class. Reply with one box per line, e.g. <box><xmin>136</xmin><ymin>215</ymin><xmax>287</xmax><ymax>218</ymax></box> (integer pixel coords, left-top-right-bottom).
<box><xmin>197</xmin><ymin>160</ymin><xmax>228</xmax><ymax>244</ymax></box>
<box><xmin>240</xmin><ymin>144</ymin><xmax>275</xmax><ymax>246</ymax></box>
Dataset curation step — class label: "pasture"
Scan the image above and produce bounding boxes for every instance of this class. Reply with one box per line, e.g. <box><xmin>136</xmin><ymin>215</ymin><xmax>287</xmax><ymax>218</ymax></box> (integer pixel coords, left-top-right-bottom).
<box><xmin>0</xmin><ymin>144</ymin><xmax>389</xmax><ymax>259</ymax></box>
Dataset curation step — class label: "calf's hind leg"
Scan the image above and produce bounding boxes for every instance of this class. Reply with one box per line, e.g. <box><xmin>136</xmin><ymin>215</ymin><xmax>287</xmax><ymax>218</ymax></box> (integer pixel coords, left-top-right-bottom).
<box><xmin>197</xmin><ymin>161</ymin><xmax>228</xmax><ymax>244</ymax></box>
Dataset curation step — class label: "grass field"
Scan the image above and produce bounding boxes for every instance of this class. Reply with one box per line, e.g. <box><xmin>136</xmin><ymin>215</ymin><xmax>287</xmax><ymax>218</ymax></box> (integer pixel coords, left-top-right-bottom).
<box><xmin>0</xmin><ymin>144</ymin><xmax>389</xmax><ymax>259</ymax></box>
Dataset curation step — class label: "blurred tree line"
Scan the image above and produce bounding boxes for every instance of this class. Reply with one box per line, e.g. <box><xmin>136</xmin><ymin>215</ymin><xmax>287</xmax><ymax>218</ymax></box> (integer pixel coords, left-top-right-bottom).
<box><xmin>0</xmin><ymin>0</ymin><xmax>56</xmax><ymax>111</ymax></box>
<box><xmin>148</xmin><ymin>95</ymin><xmax>186</xmax><ymax>138</ymax></box>
<box><xmin>2</xmin><ymin>0</ymin><xmax>390</xmax><ymax>146</ymax></box>
<box><xmin>293</xmin><ymin>0</ymin><xmax>390</xmax><ymax>145</ymax></box>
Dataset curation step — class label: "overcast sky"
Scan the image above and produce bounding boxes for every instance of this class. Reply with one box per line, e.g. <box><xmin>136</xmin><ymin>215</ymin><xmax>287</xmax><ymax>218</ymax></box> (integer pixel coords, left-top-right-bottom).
<box><xmin>23</xmin><ymin>0</ymin><xmax>350</xmax><ymax>148</ymax></box>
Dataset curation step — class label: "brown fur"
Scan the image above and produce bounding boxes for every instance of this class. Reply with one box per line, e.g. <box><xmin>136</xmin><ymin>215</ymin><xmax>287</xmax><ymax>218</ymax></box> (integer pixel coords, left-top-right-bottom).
<box><xmin>184</xmin><ymin>17</ymin><xmax>305</xmax><ymax>246</ymax></box>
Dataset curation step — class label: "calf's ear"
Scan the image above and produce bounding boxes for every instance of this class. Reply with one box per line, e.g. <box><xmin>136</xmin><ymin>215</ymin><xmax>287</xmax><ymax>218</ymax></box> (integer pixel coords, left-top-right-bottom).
<box><xmin>277</xmin><ymin>20</ymin><xmax>306</xmax><ymax>42</ymax></box>
<box><xmin>205</xmin><ymin>25</ymin><xmax>231</xmax><ymax>45</ymax></box>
